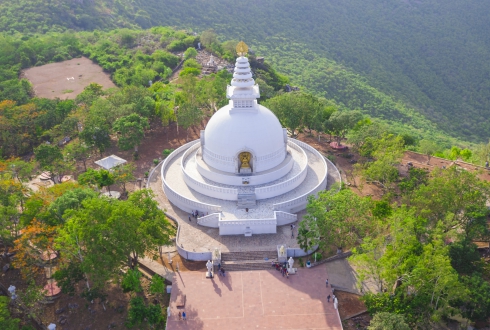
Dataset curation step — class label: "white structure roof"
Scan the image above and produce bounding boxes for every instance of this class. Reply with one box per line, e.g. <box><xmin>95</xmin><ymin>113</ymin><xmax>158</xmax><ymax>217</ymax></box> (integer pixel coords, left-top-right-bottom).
<box><xmin>95</xmin><ymin>154</ymin><xmax>127</xmax><ymax>170</ymax></box>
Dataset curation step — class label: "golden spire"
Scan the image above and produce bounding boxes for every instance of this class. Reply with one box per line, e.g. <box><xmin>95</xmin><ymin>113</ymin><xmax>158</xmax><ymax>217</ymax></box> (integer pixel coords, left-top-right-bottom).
<box><xmin>236</xmin><ymin>41</ymin><xmax>249</xmax><ymax>56</ymax></box>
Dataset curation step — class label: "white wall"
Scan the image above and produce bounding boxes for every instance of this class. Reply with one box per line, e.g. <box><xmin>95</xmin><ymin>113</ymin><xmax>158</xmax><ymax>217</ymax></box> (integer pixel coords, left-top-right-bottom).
<box><xmin>197</xmin><ymin>213</ymin><xmax>220</xmax><ymax>228</ymax></box>
<box><xmin>219</xmin><ymin>219</ymin><xmax>277</xmax><ymax>235</ymax></box>
<box><xmin>275</xmin><ymin>211</ymin><xmax>298</xmax><ymax>226</ymax></box>
<box><xmin>161</xmin><ymin>141</ymin><xmax>222</xmax><ymax>214</ymax></box>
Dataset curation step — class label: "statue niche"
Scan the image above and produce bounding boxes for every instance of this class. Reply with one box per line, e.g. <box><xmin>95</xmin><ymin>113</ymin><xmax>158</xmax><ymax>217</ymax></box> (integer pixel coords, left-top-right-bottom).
<box><xmin>239</xmin><ymin>152</ymin><xmax>252</xmax><ymax>173</ymax></box>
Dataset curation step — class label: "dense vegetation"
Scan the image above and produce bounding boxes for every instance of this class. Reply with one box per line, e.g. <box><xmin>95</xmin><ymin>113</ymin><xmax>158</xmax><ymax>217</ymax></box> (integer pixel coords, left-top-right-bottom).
<box><xmin>299</xmin><ymin>129</ymin><xmax>490</xmax><ymax>328</ymax></box>
<box><xmin>3</xmin><ymin>1</ymin><xmax>490</xmax><ymax>145</ymax></box>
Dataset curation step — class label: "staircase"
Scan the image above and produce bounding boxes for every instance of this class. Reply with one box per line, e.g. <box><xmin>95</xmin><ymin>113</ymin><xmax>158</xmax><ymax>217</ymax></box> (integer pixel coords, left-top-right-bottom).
<box><xmin>237</xmin><ymin>193</ymin><xmax>256</xmax><ymax>208</ymax></box>
<box><xmin>221</xmin><ymin>250</ymin><xmax>277</xmax><ymax>271</ymax></box>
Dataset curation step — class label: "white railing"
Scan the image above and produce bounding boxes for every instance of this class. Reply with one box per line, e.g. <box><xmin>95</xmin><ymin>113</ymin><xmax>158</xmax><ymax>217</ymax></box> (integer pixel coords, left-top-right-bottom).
<box><xmin>255</xmin><ymin>142</ymin><xmax>308</xmax><ymax>199</ymax></box>
<box><xmin>273</xmin><ymin>138</ymin><xmax>329</xmax><ymax>213</ymax></box>
<box><xmin>197</xmin><ymin>213</ymin><xmax>221</xmax><ymax>228</ymax></box>
<box><xmin>161</xmin><ymin>140</ymin><xmax>222</xmax><ymax>213</ymax></box>
<box><xmin>275</xmin><ymin>211</ymin><xmax>297</xmax><ymax>225</ymax></box>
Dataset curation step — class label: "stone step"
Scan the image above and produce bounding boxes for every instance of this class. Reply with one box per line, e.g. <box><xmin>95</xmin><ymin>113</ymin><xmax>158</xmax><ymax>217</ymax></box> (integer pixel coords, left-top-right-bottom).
<box><xmin>221</xmin><ymin>260</ymin><xmax>276</xmax><ymax>272</ymax></box>
<box><xmin>221</xmin><ymin>250</ymin><xmax>277</xmax><ymax>262</ymax></box>
<box><xmin>237</xmin><ymin>193</ymin><xmax>256</xmax><ymax>208</ymax></box>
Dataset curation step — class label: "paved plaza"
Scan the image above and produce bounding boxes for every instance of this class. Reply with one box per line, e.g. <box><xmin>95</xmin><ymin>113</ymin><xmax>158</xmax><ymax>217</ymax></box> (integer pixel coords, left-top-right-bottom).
<box><xmin>167</xmin><ymin>266</ymin><xmax>342</xmax><ymax>330</ymax></box>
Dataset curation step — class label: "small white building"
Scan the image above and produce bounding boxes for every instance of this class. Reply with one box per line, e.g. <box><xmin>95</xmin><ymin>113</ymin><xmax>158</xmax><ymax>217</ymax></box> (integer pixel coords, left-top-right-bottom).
<box><xmin>161</xmin><ymin>54</ymin><xmax>330</xmax><ymax>236</ymax></box>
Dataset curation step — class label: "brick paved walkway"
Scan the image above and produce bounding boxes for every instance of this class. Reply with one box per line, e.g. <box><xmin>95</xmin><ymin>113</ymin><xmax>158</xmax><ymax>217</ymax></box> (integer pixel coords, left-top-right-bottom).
<box><xmin>167</xmin><ymin>266</ymin><xmax>343</xmax><ymax>330</ymax></box>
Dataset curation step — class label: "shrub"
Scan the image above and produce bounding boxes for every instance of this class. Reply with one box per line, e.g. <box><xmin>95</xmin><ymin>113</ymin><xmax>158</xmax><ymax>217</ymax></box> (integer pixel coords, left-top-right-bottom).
<box><xmin>162</xmin><ymin>149</ymin><xmax>174</xmax><ymax>158</ymax></box>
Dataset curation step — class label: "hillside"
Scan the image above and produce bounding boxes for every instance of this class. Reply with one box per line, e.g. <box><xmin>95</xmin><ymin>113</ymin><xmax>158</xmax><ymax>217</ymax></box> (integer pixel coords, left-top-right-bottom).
<box><xmin>141</xmin><ymin>0</ymin><xmax>490</xmax><ymax>143</ymax></box>
<box><xmin>1</xmin><ymin>0</ymin><xmax>490</xmax><ymax>144</ymax></box>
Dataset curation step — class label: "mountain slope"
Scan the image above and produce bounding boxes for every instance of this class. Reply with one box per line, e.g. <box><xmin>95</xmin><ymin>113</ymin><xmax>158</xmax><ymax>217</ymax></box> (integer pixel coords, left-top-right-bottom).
<box><xmin>2</xmin><ymin>0</ymin><xmax>489</xmax><ymax>143</ymax></box>
<box><xmin>138</xmin><ymin>0</ymin><xmax>490</xmax><ymax>142</ymax></box>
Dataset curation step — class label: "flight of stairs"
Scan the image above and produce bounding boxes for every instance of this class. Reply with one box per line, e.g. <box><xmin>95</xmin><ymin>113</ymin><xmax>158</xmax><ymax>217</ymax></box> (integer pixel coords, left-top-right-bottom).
<box><xmin>221</xmin><ymin>250</ymin><xmax>278</xmax><ymax>271</ymax></box>
<box><xmin>237</xmin><ymin>193</ymin><xmax>256</xmax><ymax>208</ymax></box>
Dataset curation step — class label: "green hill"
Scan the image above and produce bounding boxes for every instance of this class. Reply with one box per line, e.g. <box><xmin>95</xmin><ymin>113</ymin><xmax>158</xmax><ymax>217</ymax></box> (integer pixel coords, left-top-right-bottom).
<box><xmin>1</xmin><ymin>0</ymin><xmax>490</xmax><ymax>144</ymax></box>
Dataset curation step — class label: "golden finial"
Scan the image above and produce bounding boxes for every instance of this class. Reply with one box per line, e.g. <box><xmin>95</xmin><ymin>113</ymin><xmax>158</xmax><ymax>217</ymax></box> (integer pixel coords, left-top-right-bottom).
<box><xmin>236</xmin><ymin>41</ymin><xmax>249</xmax><ymax>56</ymax></box>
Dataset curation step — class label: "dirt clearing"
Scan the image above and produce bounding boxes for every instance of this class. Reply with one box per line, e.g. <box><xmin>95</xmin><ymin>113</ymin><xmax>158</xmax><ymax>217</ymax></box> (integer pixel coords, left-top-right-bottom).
<box><xmin>22</xmin><ymin>57</ymin><xmax>116</xmax><ymax>99</ymax></box>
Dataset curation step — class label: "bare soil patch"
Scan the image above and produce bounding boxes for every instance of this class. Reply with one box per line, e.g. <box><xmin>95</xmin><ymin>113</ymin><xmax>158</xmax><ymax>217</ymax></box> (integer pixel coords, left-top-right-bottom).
<box><xmin>22</xmin><ymin>57</ymin><xmax>116</xmax><ymax>99</ymax></box>
<box><xmin>335</xmin><ymin>290</ymin><xmax>370</xmax><ymax>329</ymax></box>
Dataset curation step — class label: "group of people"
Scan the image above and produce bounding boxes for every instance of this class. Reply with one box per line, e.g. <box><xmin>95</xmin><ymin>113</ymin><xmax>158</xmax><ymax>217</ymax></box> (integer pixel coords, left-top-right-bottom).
<box><xmin>326</xmin><ymin>279</ymin><xmax>337</xmax><ymax>304</ymax></box>
<box><xmin>272</xmin><ymin>261</ymin><xmax>289</xmax><ymax>278</ymax></box>
<box><xmin>189</xmin><ymin>210</ymin><xmax>207</xmax><ymax>221</ymax></box>
<box><xmin>217</xmin><ymin>262</ymin><xmax>226</xmax><ymax>276</ymax></box>
<box><xmin>178</xmin><ymin>311</ymin><xmax>187</xmax><ymax>321</ymax></box>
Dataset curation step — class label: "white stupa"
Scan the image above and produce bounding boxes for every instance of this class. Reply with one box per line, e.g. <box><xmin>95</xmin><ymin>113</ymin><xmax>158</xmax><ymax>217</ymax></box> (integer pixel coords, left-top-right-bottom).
<box><xmin>161</xmin><ymin>42</ymin><xmax>329</xmax><ymax>236</ymax></box>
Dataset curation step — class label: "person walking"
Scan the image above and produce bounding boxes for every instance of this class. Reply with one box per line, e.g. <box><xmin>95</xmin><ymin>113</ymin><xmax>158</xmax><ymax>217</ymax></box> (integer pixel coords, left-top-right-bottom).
<box><xmin>182</xmin><ymin>311</ymin><xmax>187</xmax><ymax>321</ymax></box>
<box><xmin>327</xmin><ymin>294</ymin><xmax>331</xmax><ymax>302</ymax></box>
<box><xmin>178</xmin><ymin>311</ymin><xmax>182</xmax><ymax>320</ymax></box>
<box><xmin>326</xmin><ymin>279</ymin><xmax>329</xmax><ymax>287</ymax></box>
<box><xmin>188</xmin><ymin>216</ymin><xmax>191</xmax><ymax>221</ymax></box>
<box><xmin>218</xmin><ymin>262</ymin><xmax>221</xmax><ymax>271</ymax></box>
<box><xmin>222</xmin><ymin>268</ymin><xmax>226</xmax><ymax>277</ymax></box>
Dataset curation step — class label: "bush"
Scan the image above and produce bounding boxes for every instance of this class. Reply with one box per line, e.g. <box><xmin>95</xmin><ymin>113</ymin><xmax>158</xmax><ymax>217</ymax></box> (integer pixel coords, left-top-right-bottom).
<box><xmin>162</xmin><ymin>149</ymin><xmax>174</xmax><ymax>158</ymax></box>
<box><xmin>126</xmin><ymin>296</ymin><xmax>163</xmax><ymax>327</ymax></box>
<box><xmin>153</xmin><ymin>158</ymin><xmax>160</xmax><ymax>165</ymax></box>
<box><xmin>312</xmin><ymin>252</ymin><xmax>322</xmax><ymax>261</ymax></box>
<box><xmin>184</xmin><ymin>47</ymin><xmax>198</xmax><ymax>59</ymax></box>
<box><xmin>179</xmin><ymin>67</ymin><xmax>200</xmax><ymax>76</ymax></box>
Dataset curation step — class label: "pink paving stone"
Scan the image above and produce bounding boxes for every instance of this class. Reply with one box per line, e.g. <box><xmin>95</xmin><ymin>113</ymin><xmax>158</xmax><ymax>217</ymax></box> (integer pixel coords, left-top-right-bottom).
<box><xmin>167</xmin><ymin>266</ymin><xmax>342</xmax><ymax>330</ymax></box>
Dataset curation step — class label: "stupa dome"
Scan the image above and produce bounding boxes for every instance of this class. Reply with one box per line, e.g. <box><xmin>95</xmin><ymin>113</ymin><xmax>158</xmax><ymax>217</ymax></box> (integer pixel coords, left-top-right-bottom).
<box><xmin>202</xmin><ymin>104</ymin><xmax>287</xmax><ymax>173</ymax></box>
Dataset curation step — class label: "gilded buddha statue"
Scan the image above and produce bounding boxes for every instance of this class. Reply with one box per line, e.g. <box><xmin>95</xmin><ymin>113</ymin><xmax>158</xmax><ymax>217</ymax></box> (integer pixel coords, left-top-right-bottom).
<box><xmin>239</xmin><ymin>152</ymin><xmax>251</xmax><ymax>168</ymax></box>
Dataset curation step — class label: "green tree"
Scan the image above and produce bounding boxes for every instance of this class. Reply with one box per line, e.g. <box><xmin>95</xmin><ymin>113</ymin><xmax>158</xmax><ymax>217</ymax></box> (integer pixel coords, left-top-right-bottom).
<box><xmin>263</xmin><ymin>92</ymin><xmax>321</xmax><ymax>137</ymax></box>
<box><xmin>0</xmin><ymin>296</ymin><xmax>20</xmax><ymax>330</ymax></box>
<box><xmin>34</xmin><ymin>144</ymin><xmax>71</xmax><ymax>183</ymax></box>
<box><xmin>358</xmin><ymin>133</ymin><xmax>404</xmax><ymax>189</ymax></box>
<box><xmin>184</xmin><ymin>47</ymin><xmax>198</xmax><ymax>59</ymax></box>
<box><xmin>121</xmin><ymin>267</ymin><xmax>143</xmax><ymax>295</ymax></box>
<box><xmin>298</xmin><ymin>188</ymin><xmax>373</xmax><ymax>252</ymax></box>
<box><xmin>452</xmin><ymin>275</ymin><xmax>490</xmax><ymax>323</ymax></box>
<box><xmin>79</xmin><ymin>122</ymin><xmax>111</xmax><ymax>157</ymax></box>
<box><xmin>64</xmin><ymin>140</ymin><xmax>91</xmax><ymax>172</ymax></box>
<box><xmin>410</xmin><ymin>167</ymin><xmax>490</xmax><ymax>240</ymax></box>
<box><xmin>113</xmin><ymin>163</ymin><xmax>136</xmax><ymax>194</ymax></box>
<box><xmin>78</xmin><ymin>168</ymin><xmax>115</xmax><ymax>194</ymax></box>
<box><xmin>127</xmin><ymin>189</ymin><xmax>175</xmax><ymax>266</ymax></box>
<box><xmin>113</xmin><ymin>113</ymin><xmax>149</xmax><ymax>153</ymax></box>
<box><xmin>149</xmin><ymin>274</ymin><xmax>166</xmax><ymax>301</ymax></box>
<box><xmin>419</xmin><ymin>139</ymin><xmax>439</xmax><ymax>164</ymax></box>
<box><xmin>328</xmin><ymin>110</ymin><xmax>363</xmax><ymax>146</ymax></box>
<box><xmin>367</xmin><ymin>312</ymin><xmax>410</xmax><ymax>330</ymax></box>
